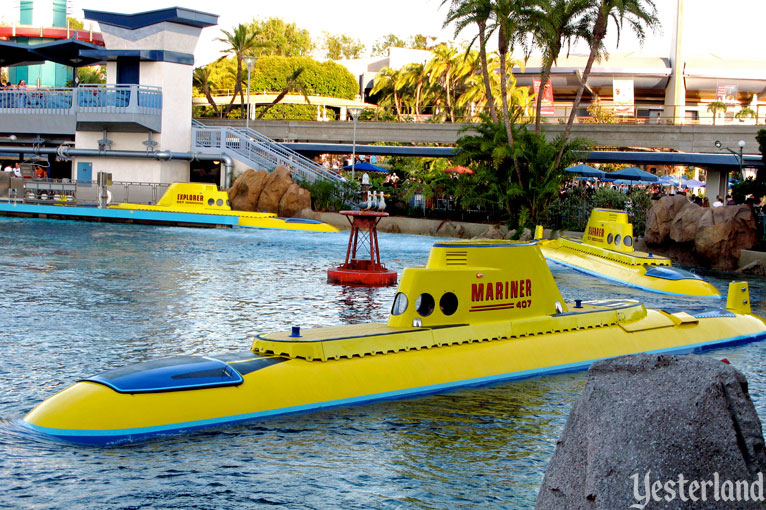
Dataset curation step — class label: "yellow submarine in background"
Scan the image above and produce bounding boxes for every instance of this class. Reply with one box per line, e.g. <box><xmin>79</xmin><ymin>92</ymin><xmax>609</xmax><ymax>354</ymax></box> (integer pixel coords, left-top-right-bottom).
<box><xmin>23</xmin><ymin>240</ymin><xmax>762</xmax><ymax>445</ymax></box>
<box><xmin>535</xmin><ymin>208</ymin><xmax>720</xmax><ymax>298</ymax></box>
<box><xmin>110</xmin><ymin>182</ymin><xmax>340</xmax><ymax>233</ymax></box>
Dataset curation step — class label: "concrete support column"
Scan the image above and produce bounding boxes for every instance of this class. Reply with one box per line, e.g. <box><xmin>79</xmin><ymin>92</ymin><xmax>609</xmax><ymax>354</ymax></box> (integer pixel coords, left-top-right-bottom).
<box><xmin>664</xmin><ymin>0</ymin><xmax>686</xmax><ymax>125</ymax></box>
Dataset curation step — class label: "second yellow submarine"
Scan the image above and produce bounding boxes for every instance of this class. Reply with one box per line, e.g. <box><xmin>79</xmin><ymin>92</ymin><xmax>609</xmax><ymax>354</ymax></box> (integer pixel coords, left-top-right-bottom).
<box><xmin>536</xmin><ymin>208</ymin><xmax>720</xmax><ymax>298</ymax></box>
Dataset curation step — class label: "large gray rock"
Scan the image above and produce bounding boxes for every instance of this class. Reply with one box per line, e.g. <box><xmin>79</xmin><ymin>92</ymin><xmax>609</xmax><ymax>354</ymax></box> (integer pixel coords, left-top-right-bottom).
<box><xmin>537</xmin><ymin>354</ymin><xmax>766</xmax><ymax>510</ymax></box>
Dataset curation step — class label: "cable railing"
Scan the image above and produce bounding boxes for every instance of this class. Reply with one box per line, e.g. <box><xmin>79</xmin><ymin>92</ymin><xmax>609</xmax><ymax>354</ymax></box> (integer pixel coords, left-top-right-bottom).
<box><xmin>192</xmin><ymin>123</ymin><xmax>344</xmax><ymax>184</ymax></box>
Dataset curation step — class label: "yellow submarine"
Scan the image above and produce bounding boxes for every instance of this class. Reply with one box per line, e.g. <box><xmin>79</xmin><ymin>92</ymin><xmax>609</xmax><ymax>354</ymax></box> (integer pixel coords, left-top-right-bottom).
<box><xmin>23</xmin><ymin>240</ymin><xmax>764</xmax><ymax>445</ymax></box>
<box><xmin>535</xmin><ymin>208</ymin><xmax>720</xmax><ymax>297</ymax></box>
<box><xmin>110</xmin><ymin>182</ymin><xmax>339</xmax><ymax>233</ymax></box>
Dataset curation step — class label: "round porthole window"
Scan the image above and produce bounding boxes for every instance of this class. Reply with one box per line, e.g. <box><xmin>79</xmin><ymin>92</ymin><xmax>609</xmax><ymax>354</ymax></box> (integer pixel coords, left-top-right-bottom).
<box><xmin>439</xmin><ymin>292</ymin><xmax>458</xmax><ymax>316</ymax></box>
<box><xmin>208</xmin><ymin>198</ymin><xmax>214</xmax><ymax>206</ymax></box>
<box><xmin>415</xmin><ymin>293</ymin><xmax>435</xmax><ymax>317</ymax></box>
<box><xmin>624</xmin><ymin>235</ymin><xmax>633</xmax><ymax>247</ymax></box>
<box><xmin>607</xmin><ymin>233</ymin><xmax>614</xmax><ymax>244</ymax></box>
<box><xmin>392</xmin><ymin>293</ymin><xmax>408</xmax><ymax>315</ymax></box>
<box><xmin>614</xmin><ymin>234</ymin><xmax>622</xmax><ymax>246</ymax></box>
<box><xmin>216</xmin><ymin>199</ymin><xmax>224</xmax><ymax>206</ymax></box>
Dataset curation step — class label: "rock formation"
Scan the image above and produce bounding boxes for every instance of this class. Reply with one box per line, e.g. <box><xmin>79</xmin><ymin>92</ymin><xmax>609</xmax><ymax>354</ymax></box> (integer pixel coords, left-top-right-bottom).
<box><xmin>227</xmin><ymin>166</ymin><xmax>312</xmax><ymax>217</ymax></box>
<box><xmin>537</xmin><ymin>354</ymin><xmax>766</xmax><ymax>510</ymax></box>
<box><xmin>644</xmin><ymin>196</ymin><xmax>757</xmax><ymax>270</ymax></box>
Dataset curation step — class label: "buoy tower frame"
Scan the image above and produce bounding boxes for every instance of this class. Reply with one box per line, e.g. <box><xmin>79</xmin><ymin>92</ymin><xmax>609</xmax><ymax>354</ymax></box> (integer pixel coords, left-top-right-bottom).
<box><xmin>327</xmin><ymin>210</ymin><xmax>397</xmax><ymax>286</ymax></box>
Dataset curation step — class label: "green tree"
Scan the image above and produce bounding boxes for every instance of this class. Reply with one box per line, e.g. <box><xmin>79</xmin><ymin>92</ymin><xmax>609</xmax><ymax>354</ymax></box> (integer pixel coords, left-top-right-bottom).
<box><xmin>455</xmin><ymin>115</ymin><xmax>591</xmax><ymax>226</ymax></box>
<box><xmin>320</xmin><ymin>32</ymin><xmax>365</xmax><ymax>59</ymax></box>
<box><xmin>491</xmin><ymin>0</ymin><xmax>537</xmax><ymax>188</ymax></box>
<box><xmin>372</xmin><ymin>34</ymin><xmax>407</xmax><ymax>56</ymax></box>
<box><xmin>193</xmin><ymin>66</ymin><xmax>219</xmax><ymax>116</ymax></box>
<box><xmin>251</xmin><ymin>18</ymin><xmax>313</xmax><ymax>57</ymax></box>
<box><xmin>77</xmin><ymin>65</ymin><xmax>105</xmax><ymax>84</ymax></box>
<box><xmin>707</xmin><ymin>100</ymin><xmax>727</xmax><ymax>125</ymax></box>
<box><xmin>402</xmin><ymin>63</ymin><xmax>428</xmax><ymax>121</ymax></box>
<box><xmin>443</xmin><ymin>0</ymin><xmax>498</xmax><ymax>122</ymax></box>
<box><xmin>67</xmin><ymin>17</ymin><xmax>84</xmax><ymax>29</ymax></box>
<box><xmin>216</xmin><ymin>23</ymin><xmax>259</xmax><ymax>116</ymax></box>
<box><xmin>735</xmin><ymin>106</ymin><xmax>755</xmax><ymax>123</ymax></box>
<box><xmin>558</xmin><ymin>0</ymin><xmax>659</xmax><ymax>166</ymax></box>
<box><xmin>371</xmin><ymin>67</ymin><xmax>407</xmax><ymax>120</ymax></box>
<box><xmin>425</xmin><ymin>43</ymin><xmax>460</xmax><ymax>122</ymax></box>
<box><xmin>531</xmin><ymin>0</ymin><xmax>591</xmax><ymax>134</ymax></box>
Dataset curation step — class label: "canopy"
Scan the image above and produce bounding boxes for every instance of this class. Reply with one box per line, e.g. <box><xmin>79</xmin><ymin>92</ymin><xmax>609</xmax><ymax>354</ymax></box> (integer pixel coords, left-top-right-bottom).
<box><xmin>657</xmin><ymin>175</ymin><xmax>679</xmax><ymax>186</ymax></box>
<box><xmin>445</xmin><ymin>165</ymin><xmax>474</xmax><ymax>175</ymax></box>
<box><xmin>342</xmin><ymin>161</ymin><xmax>387</xmax><ymax>173</ymax></box>
<box><xmin>32</xmin><ymin>39</ymin><xmax>105</xmax><ymax>67</ymax></box>
<box><xmin>607</xmin><ymin>166</ymin><xmax>658</xmax><ymax>182</ymax></box>
<box><xmin>0</xmin><ymin>41</ymin><xmax>45</xmax><ymax>67</ymax></box>
<box><xmin>565</xmin><ymin>163</ymin><xmax>605</xmax><ymax>178</ymax></box>
<box><xmin>603</xmin><ymin>178</ymin><xmax>656</xmax><ymax>186</ymax></box>
<box><xmin>681</xmin><ymin>178</ymin><xmax>705</xmax><ymax>188</ymax></box>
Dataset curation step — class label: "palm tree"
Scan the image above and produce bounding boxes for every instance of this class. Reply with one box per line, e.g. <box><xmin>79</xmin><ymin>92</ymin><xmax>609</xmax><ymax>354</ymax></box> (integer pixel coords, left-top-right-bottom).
<box><xmin>255</xmin><ymin>68</ymin><xmax>313</xmax><ymax>119</ymax></box>
<box><xmin>402</xmin><ymin>63</ymin><xmax>427</xmax><ymax>121</ymax></box>
<box><xmin>371</xmin><ymin>67</ymin><xmax>407</xmax><ymax>120</ymax></box>
<box><xmin>531</xmin><ymin>0</ymin><xmax>591</xmax><ymax>134</ymax></box>
<box><xmin>193</xmin><ymin>66</ymin><xmax>219</xmax><ymax>117</ymax></box>
<box><xmin>735</xmin><ymin>107</ymin><xmax>757</xmax><ymax>123</ymax></box>
<box><xmin>216</xmin><ymin>24</ymin><xmax>258</xmax><ymax>116</ymax></box>
<box><xmin>706</xmin><ymin>101</ymin><xmax>727</xmax><ymax>125</ymax></box>
<box><xmin>443</xmin><ymin>0</ymin><xmax>498</xmax><ymax>122</ymax></box>
<box><xmin>491</xmin><ymin>0</ymin><xmax>537</xmax><ymax>187</ymax></box>
<box><xmin>556</xmin><ymin>0</ymin><xmax>660</xmax><ymax>166</ymax></box>
<box><xmin>425</xmin><ymin>44</ymin><xmax>459</xmax><ymax>122</ymax></box>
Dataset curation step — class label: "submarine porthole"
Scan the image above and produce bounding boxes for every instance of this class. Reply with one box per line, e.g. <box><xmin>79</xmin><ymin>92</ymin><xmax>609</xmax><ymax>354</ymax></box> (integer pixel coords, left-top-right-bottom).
<box><xmin>624</xmin><ymin>235</ymin><xmax>633</xmax><ymax>247</ymax></box>
<box><xmin>226</xmin><ymin>200</ymin><xmax>231</xmax><ymax>206</ymax></box>
<box><xmin>392</xmin><ymin>293</ymin><xmax>409</xmax><ymax>315</ymax></box>
<box><xmin>614</xmin><ymin>234</ymin><xmax>622</xmax><ymax>246</ymax></box>
<box><xmin>208</xmin><ymin>198</ymin><xmax>214</xmax><ymax>206</ymax></box>
<box><xmin>217</xmin><ymin>199</ymin><xmax>224</xmax><ymax>206</ymax></box>
<box><xmin>416</xmin><ymin>293</ymin><xmax>435</xmax><ymax>317</ymax></box>
<box><xmin>440</xmin><ymin>292</ymin><xmax>458</xmax><ymax>315</ymax></box>
<box><xmin>607</xmin><ymin>233</ymin><xmax>614</xmax><ymax>244</ymax></box>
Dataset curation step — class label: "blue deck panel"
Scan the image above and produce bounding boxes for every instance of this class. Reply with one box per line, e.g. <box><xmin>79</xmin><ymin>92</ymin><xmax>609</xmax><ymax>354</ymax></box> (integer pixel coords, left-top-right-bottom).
<box><xmin>0</xmin><ymin>202</ymin><xmax>238</xmax><ymax>227</ymax></box>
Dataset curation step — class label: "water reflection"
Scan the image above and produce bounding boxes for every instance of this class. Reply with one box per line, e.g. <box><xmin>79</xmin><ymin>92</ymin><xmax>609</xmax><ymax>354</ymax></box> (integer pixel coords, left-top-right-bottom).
<box><xmin>3</xmin><ymin>218</ymin><xmax>766</xmax><ymax>509</ymax></box>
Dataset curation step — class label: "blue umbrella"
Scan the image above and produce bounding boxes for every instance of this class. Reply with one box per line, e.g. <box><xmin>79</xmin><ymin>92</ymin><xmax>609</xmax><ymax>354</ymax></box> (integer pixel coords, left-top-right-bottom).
<box><xmin>658</xmin><ymin>175</ymin><xmax>678</xmax><ymax>186</ymax></box>
<box><xmin>607</xmin><ymin>166</ymin><xmax>658</xmax><ymax>182</ymax></box>
<box><xmin>565</xmin><ymin>164</ymin><xmax>605</xmax><ymax>178</ymax></box>
<box><xmin>681</xmin><ymin>178</ymin><xmax>705</xmax><ymax>188</ymax></box>
<box><xmin>342</xmin><ymin>161</ymin><xmax>387</xmax><ymax>173</ymax></box>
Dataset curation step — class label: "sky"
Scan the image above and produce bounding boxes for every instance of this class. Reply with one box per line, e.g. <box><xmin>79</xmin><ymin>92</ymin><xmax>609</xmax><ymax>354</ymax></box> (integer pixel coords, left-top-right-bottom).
<box><xmin>2</xmin><ymin>0</ymin><xmax>765</xmax><ymax>66</ymax></box>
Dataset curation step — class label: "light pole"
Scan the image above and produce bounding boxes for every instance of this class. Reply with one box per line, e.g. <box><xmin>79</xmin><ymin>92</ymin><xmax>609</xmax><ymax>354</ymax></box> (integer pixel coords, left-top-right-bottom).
<box><xmin>348</xmin><ymin>107</ymin><xmax>363</xmax><ymax>181</ymax></box>
<box><xmin>243</xmin><ymin>56</ymin><xmax>257</xmax><ymax>133</ymax></box>
<box><xmin>715</xmin><ymin>139</ymin><xmax>746</xmax><ymax>180</ymax></box>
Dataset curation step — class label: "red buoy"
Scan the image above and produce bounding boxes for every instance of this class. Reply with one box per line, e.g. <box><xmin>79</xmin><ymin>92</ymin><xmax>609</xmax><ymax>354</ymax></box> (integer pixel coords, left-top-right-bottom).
<box><xmin>327</xmin><ymin>210</ymin><xmax>397</xmax><ymax>286</ymax></box>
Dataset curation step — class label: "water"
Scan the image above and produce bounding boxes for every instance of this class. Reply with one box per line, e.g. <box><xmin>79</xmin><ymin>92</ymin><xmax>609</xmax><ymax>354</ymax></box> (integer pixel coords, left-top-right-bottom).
<box><xmin>2</xmin><ymin>217</ymin><xmax>766</xmax><ymax>509</ymax></box>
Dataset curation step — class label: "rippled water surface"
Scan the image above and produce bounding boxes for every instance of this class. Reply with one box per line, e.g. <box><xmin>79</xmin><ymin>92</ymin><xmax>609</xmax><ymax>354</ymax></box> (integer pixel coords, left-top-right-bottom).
<box><xmin>3</xmin><ymin>217</ymin><xmax>766</xmax><ymax>509</ymax></box>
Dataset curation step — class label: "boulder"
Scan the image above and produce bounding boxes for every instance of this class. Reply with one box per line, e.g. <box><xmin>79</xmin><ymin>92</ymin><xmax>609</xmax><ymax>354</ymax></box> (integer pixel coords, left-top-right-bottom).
<box><xmin>695</xmin><ymin>205</ymin><xmax>757</xmax><ymax>270</ymax></box>
<box><xmin>278</xmin><ymin>183</ymin><xmax>311</xmax><ymax>217</ymax></box>
<box><xmin>518</xmin><ymin>227</ymin><xmax>533</xmax><ymax>241</ymax></box>
<box><xmin>537</xmin><ymin>354</ymin><xmax>766</xmax><ymax>510</ymax></box>
<box><xmin>644</xmin><ymin>195</ymin><xmax>690</xmax><ymax>245</ymax></box>
<box><xmin>473</xmin><ymin>225</ymin><xmax>506</xmax><ymax>240</ymax></box>
<box><xmin>669</xmin><ymin>202</ymin><xmax>704</xmax><ymax>243</ymax></box>
<box><xmin>296</xmin><ymin>208</ymin><xmax>319</xmax><ymax>220</ymax></box>
<box><xmin>227</xmin><ymin>169</ymin><xmax>270</xmax><ymax>211</ymax></box>
<box><xmin>431</xmin><ymin>220</ymin><xmax>465</xmax><ymax>238</ymax></box>
<box><xmin>256</xmin><ymin>166</ymin><xmax>294</xmax><ymax>214</ymax></box>
<box><xmin>739</xmin><ymin>260</ymin><xmax>766</xmax><ymax>277</ymax></box>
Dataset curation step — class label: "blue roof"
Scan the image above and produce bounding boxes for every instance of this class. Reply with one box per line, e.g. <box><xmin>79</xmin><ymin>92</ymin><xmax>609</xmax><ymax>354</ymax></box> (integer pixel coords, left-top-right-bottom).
<box><xmin>84</xmin><ymin>7</ymin><xmax>218</xmax><ymax>30</ymax></box>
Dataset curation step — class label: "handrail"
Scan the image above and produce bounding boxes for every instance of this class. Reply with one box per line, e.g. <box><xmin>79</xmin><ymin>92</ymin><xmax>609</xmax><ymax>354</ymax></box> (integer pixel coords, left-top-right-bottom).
<box><xmin>192</xmin><ymin>123</ymin><xmax>344</xmax><ymax>184</ymax></box>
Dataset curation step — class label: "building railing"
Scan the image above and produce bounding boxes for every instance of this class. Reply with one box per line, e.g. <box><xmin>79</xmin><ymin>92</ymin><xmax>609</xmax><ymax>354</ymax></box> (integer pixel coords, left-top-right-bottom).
<box><xmin>0</xmin><ymin>84</ymin><xmax>162</xmax><ymax>116</ymax></box>
<box><xmin>193</xmin><ymin>124</ymin><xmax>344</xmax><ymax>184</ymax></box>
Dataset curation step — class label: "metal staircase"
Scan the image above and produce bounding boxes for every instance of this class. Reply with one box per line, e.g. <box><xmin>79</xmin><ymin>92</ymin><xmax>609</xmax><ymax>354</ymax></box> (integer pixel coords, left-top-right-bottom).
<box><xmin>191</xmin><ymin>120</ymin><xmax>343</xmax><ymax>184</ymax></box>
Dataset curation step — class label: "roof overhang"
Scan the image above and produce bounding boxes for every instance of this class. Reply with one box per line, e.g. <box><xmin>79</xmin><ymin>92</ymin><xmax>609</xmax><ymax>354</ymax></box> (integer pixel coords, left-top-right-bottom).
<box><xmin>83</xmin><ymin>7</ymin><xmax>218</xmax><ymax>30</ymax></box>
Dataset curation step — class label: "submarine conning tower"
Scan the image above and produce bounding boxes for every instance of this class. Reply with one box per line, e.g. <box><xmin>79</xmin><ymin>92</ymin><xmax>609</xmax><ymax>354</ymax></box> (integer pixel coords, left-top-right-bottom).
<box><xmin>387</xmin><ymin>240</ymin><xmax>568</xmax><ymax>329</ymax></box>
<box><xmin>584</xmin><ymin>208</ymin><xmax>635</xmax><ymax>253</ymax></box>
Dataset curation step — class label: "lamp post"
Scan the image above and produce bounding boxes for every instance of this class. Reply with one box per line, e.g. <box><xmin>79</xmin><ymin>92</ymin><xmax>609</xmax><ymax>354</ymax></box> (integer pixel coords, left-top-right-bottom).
<box><xmin>243</xmin><ymin>56</ymin><xmax>257</xmax><ymax>133</ymax></box>
<box><xmin>348</xmin><ymin>107</ymin><xmax>363</xmax><ymax>181</ymax></box>
<box><xmin>714</xmin><ymin>139</ymin><xmax>746</xmax><ymax>180</ymax></box>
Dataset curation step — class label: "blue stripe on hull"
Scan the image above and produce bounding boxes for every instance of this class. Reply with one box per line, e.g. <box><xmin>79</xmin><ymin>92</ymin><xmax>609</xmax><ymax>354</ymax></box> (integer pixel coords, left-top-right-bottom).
<box><xmin>546</xmin><ymin>257</ymin><xmax>721</xmax><ymax>298</ymax></box>
<box><xmin>0</xmin><ymin>203</ymin><xmax>238</xmax><ymax>226</ymax></box>
<box><xmin>22</xmin><ymin>331</ymin><xmax>766</xmax><ymax>446</ymax></box>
